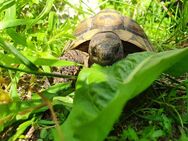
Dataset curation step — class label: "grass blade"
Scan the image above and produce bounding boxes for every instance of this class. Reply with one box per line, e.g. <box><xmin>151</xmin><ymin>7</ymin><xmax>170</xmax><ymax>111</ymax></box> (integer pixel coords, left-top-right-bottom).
<box><xmin>6</xmin><ymin>28</ymin><xmax>27</xmax><ymax>46</ymax></box>
<box><xmin>0</xmin><ymin>37</ymin><xmax>38</xmax><ymax>71</ymax></box>
<box><xmin>0</xmin><ymin>19</ymin><xmax>35</xmax><ymax>30</ymax></box>
<box><xmin>26</xmin><ymin>0</ymin><xmax>54</xmax><ymax>29</ymax></box>
<box><xmin>0</xmin><ymin>0</ymin><xmax>15</xmax><ymax>13</ymax></box>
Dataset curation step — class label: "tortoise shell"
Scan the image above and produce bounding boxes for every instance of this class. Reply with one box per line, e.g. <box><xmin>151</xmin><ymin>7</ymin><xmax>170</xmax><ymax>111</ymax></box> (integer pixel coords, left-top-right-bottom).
<box><xmin>66</xmin><ymin>9</ymin><xmax>154</xmax><ymax>53</ymax></box>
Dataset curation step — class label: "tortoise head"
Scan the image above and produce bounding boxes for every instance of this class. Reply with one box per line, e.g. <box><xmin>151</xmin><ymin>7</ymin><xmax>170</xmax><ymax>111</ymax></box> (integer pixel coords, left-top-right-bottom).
<box><xmin>88</xmin><ymin>31</ymin><xmax>124</xmax><ymax>65</ymax></box>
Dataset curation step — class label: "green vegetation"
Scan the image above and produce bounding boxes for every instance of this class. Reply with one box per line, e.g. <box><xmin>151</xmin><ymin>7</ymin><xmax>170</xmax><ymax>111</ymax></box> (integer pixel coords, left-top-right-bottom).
<box><xmin>0</xmin><ymin>0</ymin><xmax>188</xmax><ymax>141</ymax></box>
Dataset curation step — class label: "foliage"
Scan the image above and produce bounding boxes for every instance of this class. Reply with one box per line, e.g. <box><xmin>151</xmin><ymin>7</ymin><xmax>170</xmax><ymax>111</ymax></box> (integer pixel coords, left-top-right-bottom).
<box><xmin>56</xmin><ymin>47</ymin><xmax>188</xmax><ymax>141</ymax></box>
<box><xmin>0</xmin><ymin>0</ymin><xmax>188</xmax><ymax>141</ymax></box>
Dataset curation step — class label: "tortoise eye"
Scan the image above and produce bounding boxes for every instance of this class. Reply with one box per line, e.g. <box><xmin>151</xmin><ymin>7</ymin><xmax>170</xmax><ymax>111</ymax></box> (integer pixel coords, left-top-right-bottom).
<box><xmin>92</xmin><ymin>47</ymin><xmax>97</xmax><ymax>56</ymax></box>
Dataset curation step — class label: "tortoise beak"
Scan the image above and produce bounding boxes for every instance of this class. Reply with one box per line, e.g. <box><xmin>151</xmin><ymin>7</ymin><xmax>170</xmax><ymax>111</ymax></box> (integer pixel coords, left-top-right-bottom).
<box><xmin>89</xmin><ymin>56</ymin><xmax>113</xmax><ymax>65</ymax></box>
<box><xmin>98</xmin><ymin>48</ymin><xmax>115</xmax><ymax>64</ymax></box>
<box><xmin>90</xmin><ymin>44</ymin><xmax>122</xmax><ymax>65</ymax></box>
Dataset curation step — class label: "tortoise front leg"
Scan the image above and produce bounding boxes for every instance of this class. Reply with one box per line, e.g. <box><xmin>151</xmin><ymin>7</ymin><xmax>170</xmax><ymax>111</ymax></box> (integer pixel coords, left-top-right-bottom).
<box><xmin>52</xmin><ymin>50</ymin><xmax>89</xmax><ymax>84</ymax></box>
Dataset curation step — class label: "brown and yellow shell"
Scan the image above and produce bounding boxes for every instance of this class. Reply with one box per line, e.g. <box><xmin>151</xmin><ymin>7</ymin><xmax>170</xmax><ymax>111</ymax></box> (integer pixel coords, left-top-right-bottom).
<box><xmin>66</xmin><ymin>9</ymin><xmax>154</xmax><ymax>52</ymax></box>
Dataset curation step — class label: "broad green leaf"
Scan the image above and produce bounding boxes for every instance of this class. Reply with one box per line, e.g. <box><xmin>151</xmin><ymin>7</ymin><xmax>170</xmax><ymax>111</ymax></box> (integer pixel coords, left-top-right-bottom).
<box><xmin>166</xmin><ymin>54</ymin><xmax>188</xmax><ymax>77</ymax></box>
<box><xmin>57</xmin><ymin>47</ymin><xmax>188</xmax><ymax>141</ymax></box>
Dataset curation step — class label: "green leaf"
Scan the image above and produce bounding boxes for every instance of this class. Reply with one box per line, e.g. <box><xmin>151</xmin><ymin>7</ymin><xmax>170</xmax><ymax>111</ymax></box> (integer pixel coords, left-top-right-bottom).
<box><xmin>40</xmin><ymin>128</ymin><xmax>48</xmax><ymax>139</ymax></box>
<box><xmin>6</xmin><ymin>28</ymin><xmax>27</xmax><ymax>46</ymax></box>
<box><xmin>26</xmin><ymin>0</ymin><xmax>54</xmax><ymax>29</ymax></box>
<box><xmin>0</xmin><ymin>52</ymin><xmax>21</xmax><ymax>64</ymax></box>
<box><xmin>43</xmin><ymin>82</ymin><xmax>73</xmax><ymax>100</ymax></box>
<box><xmin>53</xmin><ymin>96</ymin><xmax>73</xmax><ymax>109</ymax></box>
<box><xmin>8</xmin><ymin>118</ymin><xmax>34</xmax><ymax>141</ymax></box>
<box><xmin>0</xmin><ymin>19</ymin><xmax>35</xmax><ymax>30</ymax></box>
<box><xmin>179</xmin><ymin>128</ymin><xmax>188</xmax><ymax>141</ymax></box>
<box><xmin>48</xmin><ymin>12</ymin><xmax>57</xmax><ymax>33</ymax></box>
<box><xmin>4</xmin><ymin>0</ymin><xmax>16</xmax><ymax>20</ymax></box>
<box><xmin>0</xmin><ymin>53</ymin><xmax>82</xmax><ymax>67</ymax></box>
<box><xmin>32</xmin><ymin>58</ymin><xmax>82</xmax><ymax>67</ymax></box>
<box><xmin>166</xmin><ymin>54</ymin><xmax>188</xmax><ymax>77</ymax></box>
<box><xmin>121</xmin><ymin>127</ymin><xmax>139</xmax><ymax>140</ymax></box>
<box><xmin>0</xmin><ymin>37</ymin><xmax>38</xmax><ymax>71</ymax></box>
<box><xmin>56</xmin><ymin>47</ymin><xmax>188</xmax><ymax>141</ymax></box>
<box><xmin>140</xmin><ymin>126</ymin><xmax>165</xmax><ymax>139</ymax></box>
<box><xmin>37</xmin><ymin>119</ymin><xmax>55</xmax><ymax>126</ymax></box>
<box><xmin>0</xmin><ymin>0</ymin><xmax>15</xmax><ymax>13</ymax></box>
<box><xmin>0</xmin><ymin>99</ymin><xmax>42</xmax><ymax>132</ymax></box>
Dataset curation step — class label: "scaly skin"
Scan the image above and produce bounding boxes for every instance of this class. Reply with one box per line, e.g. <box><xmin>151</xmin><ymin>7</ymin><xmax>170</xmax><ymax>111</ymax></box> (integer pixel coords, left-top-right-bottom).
<box><xmin>52</xmin><ymin>50</ymin><xmax>89</xmax><ymax>83</ymax></box>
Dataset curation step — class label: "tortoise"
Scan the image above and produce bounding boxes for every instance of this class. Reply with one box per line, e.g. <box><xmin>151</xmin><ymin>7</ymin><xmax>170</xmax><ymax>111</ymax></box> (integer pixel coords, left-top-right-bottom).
<box><xmin>63</xmin><ymin>9</ymin><xmax>154</xmax><ymax>66</ymax></box>
<box><xmin>53</xmin><ymin>9</ymin><xmax>154</xmax><ymax>83</ymax></box>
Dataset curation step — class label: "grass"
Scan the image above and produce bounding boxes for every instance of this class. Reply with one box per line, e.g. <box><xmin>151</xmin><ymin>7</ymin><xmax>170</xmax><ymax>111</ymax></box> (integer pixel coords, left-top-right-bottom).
<box><xmin>108</xmin><ymin>76</ymin><xmax>188</xmax><ymax>140</ymax></box>
<box><xmin>0</xmin><ymin>0</ymin><xmax>188</xmax><ymax>140</ymax></box>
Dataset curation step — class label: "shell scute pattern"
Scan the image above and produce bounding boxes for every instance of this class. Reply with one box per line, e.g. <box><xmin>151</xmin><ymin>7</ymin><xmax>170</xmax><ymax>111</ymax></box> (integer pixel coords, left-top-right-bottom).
<box><xmin>56</xmin><ymin>9</ymin><xmax>154</xmax><ymax>82</ymax></box>
<box><xmin>69</xmin><ymin>9</ymin><xmax>153</xmax><ymax>51</ymax></box>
